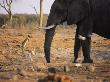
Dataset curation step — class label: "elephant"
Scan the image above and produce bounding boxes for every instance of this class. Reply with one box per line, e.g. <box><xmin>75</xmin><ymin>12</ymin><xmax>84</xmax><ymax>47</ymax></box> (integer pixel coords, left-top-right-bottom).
<box><xmin>44</xmin><ymin>0</ymin><xmax>110</xmax><ymax>63</ymax></box>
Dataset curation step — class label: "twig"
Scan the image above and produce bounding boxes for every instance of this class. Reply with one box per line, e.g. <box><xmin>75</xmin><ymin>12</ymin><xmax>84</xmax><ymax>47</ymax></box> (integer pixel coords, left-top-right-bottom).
<box><xmin>32</xmin><ymin>6</ymin><xmax>38</xmax><ymax>16</ymax></box>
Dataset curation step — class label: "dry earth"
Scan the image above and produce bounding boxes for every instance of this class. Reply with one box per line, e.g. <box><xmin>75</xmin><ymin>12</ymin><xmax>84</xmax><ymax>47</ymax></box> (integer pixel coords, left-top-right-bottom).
<box><xmin>0</xmin><ymin>26</ymin><xmax>110</xmax><ymax>82</ymax></box>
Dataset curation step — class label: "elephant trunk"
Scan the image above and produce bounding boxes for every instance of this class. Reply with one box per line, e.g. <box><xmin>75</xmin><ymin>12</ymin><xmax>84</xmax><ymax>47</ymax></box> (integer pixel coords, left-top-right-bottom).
<box><xmin>44</xmin><ymin>27</ymin><xmax>56</xmax><ymax>63</ymax></box>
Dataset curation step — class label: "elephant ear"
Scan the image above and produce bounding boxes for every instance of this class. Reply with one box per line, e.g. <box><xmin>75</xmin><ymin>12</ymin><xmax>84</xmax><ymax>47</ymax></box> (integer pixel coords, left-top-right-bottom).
<box><xmin>67</xmin><ymin>0</ymin><xmax>90</xmax><ymax>24</ymax></box>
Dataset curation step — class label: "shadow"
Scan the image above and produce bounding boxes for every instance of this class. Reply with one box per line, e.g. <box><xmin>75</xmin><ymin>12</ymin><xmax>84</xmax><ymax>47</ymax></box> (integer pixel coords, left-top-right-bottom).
<box><xmin>38</xmin><ymin>67</ymin><xmax>60</xmax><ymax>82</ymax></box>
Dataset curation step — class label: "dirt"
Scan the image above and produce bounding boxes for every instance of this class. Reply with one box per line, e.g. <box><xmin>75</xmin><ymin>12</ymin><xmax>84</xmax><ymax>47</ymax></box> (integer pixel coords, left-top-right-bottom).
<box><xmin>0</xmin><ymin>26</ymin><xmax>110</xmax><ymax>82</ymax></box>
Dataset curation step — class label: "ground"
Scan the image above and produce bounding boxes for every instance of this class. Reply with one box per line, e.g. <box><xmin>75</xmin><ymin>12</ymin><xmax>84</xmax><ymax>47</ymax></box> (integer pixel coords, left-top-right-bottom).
<box><xmin>0</xmin><ymin>26</ymin><xmax>110</xmax><ymax>82</ymax></box>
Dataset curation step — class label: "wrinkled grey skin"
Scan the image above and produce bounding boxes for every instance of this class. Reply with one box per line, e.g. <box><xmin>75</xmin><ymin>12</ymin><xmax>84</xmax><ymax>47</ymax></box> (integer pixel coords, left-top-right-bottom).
<box><xmin>44</xmin><ymin>0</ymin><xmax>110</xmax><ymax>63</ymax></box>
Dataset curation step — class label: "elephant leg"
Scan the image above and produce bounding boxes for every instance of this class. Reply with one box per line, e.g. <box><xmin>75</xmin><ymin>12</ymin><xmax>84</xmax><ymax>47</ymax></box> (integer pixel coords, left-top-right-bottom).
<box><xmin>77</xmin><ymin>17</ymin><xmax>93</xmax><ymax>63</ymax></box>
<box><xmin>73</xmin><ymin>29</ymin><xmax>81</xmax><ymax>63</ymax></box>
<box><xmin>81</xmin><ymin>36</ymin><xmax>93</xmax><ymax>63</ymax></box>
<box><xmin>44</xmin><ymin>28</ymin><xmax>56</xmax><ymax>63</ymax></box>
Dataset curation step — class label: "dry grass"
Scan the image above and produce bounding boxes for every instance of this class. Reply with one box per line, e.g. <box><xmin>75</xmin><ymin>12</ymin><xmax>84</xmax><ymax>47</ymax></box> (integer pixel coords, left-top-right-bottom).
<box><xmin>0</xmin><ymin>26</ymin><xmax>110</xmax><ymax>82</ymax></box>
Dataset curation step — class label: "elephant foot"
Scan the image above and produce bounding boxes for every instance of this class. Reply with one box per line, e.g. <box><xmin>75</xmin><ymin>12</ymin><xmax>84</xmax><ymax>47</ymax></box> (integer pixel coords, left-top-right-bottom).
<box><xmin>47</xmin><ymin>61</ymin><xmax>50</xmax><ymax>63</ymax></box>
<box><xmin>46</xmin><ymin>60</ymin><xmax>50</xmax><ymax>63</ymax></box>
<box><xmin>82</xmin><ymin>59</ymin><xmax>93</xmax><ymax>63</ymax></box>
<box><xmin>73</xmin><ymin>60</ymin><xmax>78</xmax><ymax>63</ymax></box>
<box><xmin>73</xmin><ymin>58</ymin><xmax>78</xmax><ymax>63</ymax></box>
<box><xmin>45</xmin><ymin>57</ymin><xmax>50</xmax><ymax>63</ymax></box>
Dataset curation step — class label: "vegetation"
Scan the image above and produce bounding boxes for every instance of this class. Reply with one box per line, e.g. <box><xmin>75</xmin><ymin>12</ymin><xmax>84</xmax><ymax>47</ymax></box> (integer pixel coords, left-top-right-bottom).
<box><xmin>0</xmin><ymin>0</ymin><xmax>13</xmax><ymax>24</ymax></box>
<box><xmin>0</xmin><ymin>14</ymin><xmax>48</xmax><ymax>28</ymax></box>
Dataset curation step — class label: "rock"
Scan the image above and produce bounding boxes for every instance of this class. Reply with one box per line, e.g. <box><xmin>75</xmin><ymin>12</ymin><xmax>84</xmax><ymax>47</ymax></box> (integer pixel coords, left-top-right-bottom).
<box><xmin>17</xmin><ymin>68</ymin><xmax>27</xmax><ymax>77</ymax></box>
<box><xmin>11</xmin><ymin>75</ymin><xmax>18</xmax><ymax>80</ymax></box>
<box><xmin>48</xmin><ymin>67</ymin><xmax>56</xmax><ymax>73</ymax></box>
<box><xmin>0</xmin><ymin>72</ymin><xmax>13</xmax><ymax>80</ymax></box>
<box><xmin>64</xmin><ymin>65</ymin><xmax>70</xmax><ymax>72</ymax></box>
<box><xmin>74</xmin><ymin>63</ymin><xmax>82</xmax><ymax>67</ymax></box>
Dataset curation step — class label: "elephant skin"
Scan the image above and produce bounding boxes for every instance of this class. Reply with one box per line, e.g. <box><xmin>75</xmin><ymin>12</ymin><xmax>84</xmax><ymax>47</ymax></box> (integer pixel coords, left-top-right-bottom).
<box><xmin>44</xmin><ymin>0</ymin><xmax>110</xmax><ymax>63</ymax></box>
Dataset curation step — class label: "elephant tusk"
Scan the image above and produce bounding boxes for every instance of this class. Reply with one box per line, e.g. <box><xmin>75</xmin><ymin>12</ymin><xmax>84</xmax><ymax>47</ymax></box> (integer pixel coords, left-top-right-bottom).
<box><xmin>39</xmin><ymin>25</ymin><xmax>55</xmax><ymax>30</ymax></box>
<box><xmin>45</xmin><ymin>25</ymin><xmax>55</xmax><ymax>29</ymax></box>
<box><xmin>79</xmin><ymin>35</ymin><xmax>86</xmax><ymax>40</ymax></box>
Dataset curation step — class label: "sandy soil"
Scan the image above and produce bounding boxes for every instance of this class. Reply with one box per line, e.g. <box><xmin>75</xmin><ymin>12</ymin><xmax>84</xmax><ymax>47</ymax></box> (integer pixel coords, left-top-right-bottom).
<box><xmin>0</xmin><ymin>26</ymin><xmax>110</xmax><ymax>82</ymax></box>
